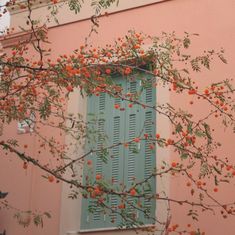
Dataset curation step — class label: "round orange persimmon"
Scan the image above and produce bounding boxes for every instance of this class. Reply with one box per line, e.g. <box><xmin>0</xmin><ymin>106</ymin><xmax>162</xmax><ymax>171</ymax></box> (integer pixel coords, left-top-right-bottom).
<box><xmin>96</xmin><ymin>174</ymin><xmax>102</xmax><ymax>180</ymax></box>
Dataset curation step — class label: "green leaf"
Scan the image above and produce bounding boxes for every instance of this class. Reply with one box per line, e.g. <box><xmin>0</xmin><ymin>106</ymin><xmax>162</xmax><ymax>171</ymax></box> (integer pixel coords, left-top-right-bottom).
<box><xmin>182</xmin><ymin>68</ymin><xmax>189</xmax><ymax>74</ymax></box>
<box><xmin>187</xmin><ymin>122</ymin><xmax>193</xmax><ymax>134</ymax></box>
<box><xmin>218</xmin><ymin>53</ymin><xmax>227</xmax><ymax>64</ymax></box>
<box><xmin>183</xmin><ymin>37</ymin><xmax>190</xmax><ymax>49</ymax></box>
<box><xmin>180</xmin><ymin>153</ymin><xmax>189</xmax><ymax>159</ymax></box>
<box><xmin>33</xmin><ymin>215</ymin><xmax>43</xmax><ymax>227</ymax></box>
<box><xmin>175</xmin><ymin>123</ymin><xmax>183</xmax><ymax>133</ymax></box>
<box><xmin>201</xmin><ymin>55</ymin><xmax>210</xmax><ymax>69</ymax></box>
<box><xmin>191</xmin><ymin>58</ymin><xmax>200</xmax><ymax>72</ymax></box>
<box><xmin>44</xmin><ymin>212</ymin><xmax>51</xmax><ymax>219</ymax></box>
<box><xmin>203</xmin><ymin>123</ymin><xmax>212</xmax><ymax>145</ymax></box>
<box><xmin>195</xmin><ymin>129</ymin><xmax>206</xmax><ymax>137</ymax></box>
<box><xmin>194</xmin><ymin>153</ymin><xmax>202</xmax><ymax>159</ymax></box>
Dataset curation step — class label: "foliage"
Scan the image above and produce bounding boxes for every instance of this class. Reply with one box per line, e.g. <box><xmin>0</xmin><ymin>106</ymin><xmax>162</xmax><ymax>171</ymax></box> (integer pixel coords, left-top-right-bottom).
<box><xmin>0</xmin><ymin>0</ymin><xmax>235</xmax><ymax>234</ymax></box>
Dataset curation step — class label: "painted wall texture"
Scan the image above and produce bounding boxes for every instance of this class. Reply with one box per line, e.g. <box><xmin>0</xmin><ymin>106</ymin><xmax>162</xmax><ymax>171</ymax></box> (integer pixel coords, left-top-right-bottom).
<box><xmin>0</xmin><ymin>0</ymin><xmax>235</xmax><ymax>235</ymax></box>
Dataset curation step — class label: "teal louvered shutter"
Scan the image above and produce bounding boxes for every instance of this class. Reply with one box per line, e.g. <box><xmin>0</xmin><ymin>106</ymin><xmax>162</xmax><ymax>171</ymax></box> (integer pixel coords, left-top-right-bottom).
<box><xmin>81</xmin><ymin>79</ymin><xmax>125</xmax><ymax>230</ymax></box>
<box><xmin>81</xmin><ymin>73</ymin><xmax>156</xmax><ymax>230</ymax></box>
<box><xmin>108</xmin><ymin>82</ymin><xmax>125</xmax><ymax>227</ymax></box>
<box><xmin>123</xmin><ymin>80</ymin><xmax>140</xmax><ymax>222</ymax></box>
<box><xmin>80</xmin><ymin>92</ymin><xmax>100</xmax><ymax>230</ymax></box>
<box><xmin>141</xmin><ymin>75</ymin><xmax>156</xmax><ymax>224</ymax></box>
<box><xmin>81</xmin><ymin>92</ymin><xmax>108</xmax><ymax>230</ymax></box>
<box><xmin>123</xmin><ymin>74</ymin><xmax>156</xmax><ymax>225</ymax></box>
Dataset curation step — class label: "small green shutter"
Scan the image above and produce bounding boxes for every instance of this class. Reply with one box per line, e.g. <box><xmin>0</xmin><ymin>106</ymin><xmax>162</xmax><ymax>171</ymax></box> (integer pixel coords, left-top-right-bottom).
<box><xmin>80</xmin><ymin>91</ymin><xmax>109</xmax><ymax>230</ymax></box>
<box><xmin>123</xmin><ymin>75</ymin><xmax>156</xmax><ymax>225</ymax></box>
<box><xmin>81</xmin><ymin>79</ymin><xmax>125</xmax><ymax>230</ymax></box>
<box><xmin>81</xmin><ymin>73</ymin><xmax>156</xmax><ymax>230</ymax></box>
<box><xmin>140</xmin><ymin>77</ymin><xmax>156</xmax><ymax>224</ymax></box>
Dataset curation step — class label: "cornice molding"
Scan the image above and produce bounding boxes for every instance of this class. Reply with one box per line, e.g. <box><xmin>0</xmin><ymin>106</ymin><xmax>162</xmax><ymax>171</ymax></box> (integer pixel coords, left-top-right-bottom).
<box><xmin>7</xmin><ymin>0</ymin><xmax>170</xmax><ymax>37</ymax></box>
<box><xmin>8</xmin><ymin>0</ymin><xmax>167</xmax><ymax>16</ymax></box>
<box><xmin>0</xmin><ymin>25</ymin><xmax>47</xmax><ymax>49</ymax></box>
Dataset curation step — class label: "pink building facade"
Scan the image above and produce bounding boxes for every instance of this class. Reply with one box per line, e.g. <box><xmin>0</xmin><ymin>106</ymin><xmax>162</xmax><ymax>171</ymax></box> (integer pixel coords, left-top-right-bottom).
<box><xmin>0</xmin><ymin>0</ymin><xmax>235</xmax><ymax>235</ymax></box>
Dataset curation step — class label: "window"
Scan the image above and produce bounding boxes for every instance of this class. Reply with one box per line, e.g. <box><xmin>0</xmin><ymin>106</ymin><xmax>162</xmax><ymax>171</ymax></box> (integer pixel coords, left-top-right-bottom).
<box><xmin>80</xmin><ymin>72</ymin><xmax>156</xmax><ymax>231</ymax></box>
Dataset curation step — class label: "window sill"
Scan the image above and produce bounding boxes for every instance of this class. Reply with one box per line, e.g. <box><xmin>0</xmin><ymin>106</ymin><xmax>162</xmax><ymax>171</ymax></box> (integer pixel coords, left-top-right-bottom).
<box><xmin>79</xmin><ymin>223</ymin><xmax>156</xmax><ymax>233</ymax></box>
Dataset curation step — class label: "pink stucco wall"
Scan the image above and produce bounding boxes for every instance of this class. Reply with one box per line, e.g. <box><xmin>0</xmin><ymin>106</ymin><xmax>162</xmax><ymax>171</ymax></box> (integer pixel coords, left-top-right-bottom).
<box><xmin>0</xmin><ymin>120</ymin><xmax>63</xmax><ymax>235</ymax></box>
<box><xmin>1</xmin><ymin>0</ymin><xmax>235</xmax><ymax>234</ymax></box>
